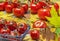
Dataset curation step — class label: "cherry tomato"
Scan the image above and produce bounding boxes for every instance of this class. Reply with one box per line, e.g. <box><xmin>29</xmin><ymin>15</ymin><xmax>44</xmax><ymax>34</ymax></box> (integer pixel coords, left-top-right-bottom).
<box><xmin>33</xmin><ymin>20</ymin><xmax>47</xmax><ymax>28</ymax></box>
<box><xmin>30</xmin><ymin>30</ymin><xmax>40</xmax><ymax>40</ymax></box>
<box><xmin>17</xmin><ymin>23</ymin><xmax>27</xmax><ymax>34</ymax></box>
<box><xmin>0</xmin><ymin>2</ymin><xmax>5</xmax><ymax>11</ymax></box>
<box><xmin>4</xmin><ymin>2</ymin><xmax>8</xmax><ymax>6</ymax></box>
<box><xmin>37</xmin><ymin>2</ymin><xmax>42</xmax><ymax>9</ymax></box>
<box><xmin>0</xmin><ymin>19</ymin><xmax>6</xmax><ymax>29</ymax></box>
<box><xmin>5</xmin><ymin>21</ymin><xmax>17</xmax><ymax>31</ymax></box>
<box><xmin>54</xmin><ymin>3</ymin><xmax>59</xmax><ymax>11</ymax></box>
<box><xmin>30</xmin><ymin>3</ymin><xmax>38</xmax><ymax>14</ymax></box>
<box><xmin>38</xmin><ymin>1</ymin><xmax>47</xmax><ymax>8</ymax></box>
<box><xmin>22</xmin><ymin>3</ymin><xmax>28</xmax><ymax>13</ymax></box>
<box><xmin>5</xmin><ymin>4</ymin><xmax>14</xmax><ymax>13</ymax></box>
<box><xmin>13</xmin><ymin>7</ymin><xmax>24</xmax><ymax>17</ymax></box>
<box><xmin>12</xmin><ymin>2</ymin><xmax>20</xmax><ymax>8</ymax></box>
<box><xmin>38</xmin><ymin>8</ymin><xmax>51</xmax><ymax>20</ymax></box>
<box><xmin>0</xmin><ymin>28</ymin><xmax>11</xmax><ymax>34</ymax></box>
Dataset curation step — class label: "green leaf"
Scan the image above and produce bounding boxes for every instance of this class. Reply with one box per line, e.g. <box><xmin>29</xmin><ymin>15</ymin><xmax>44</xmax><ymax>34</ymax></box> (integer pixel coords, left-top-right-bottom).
<box><xmin>46</xmin><ymin>6</ymin><xmax>60</xmax><ymax>35</ymax></box>
<box><xmin>50</xmin><ymin>6</ymin><xmax>58</xmax><ymax>17</ymax></box>
<box><xmin>55</xmin><ymin>28</ymin><xmax>60</xmax><ymax>35</ymax></box>
<box><xmin>46</xmin><ymin>6</ymin><xmax>60</xmax><ymax>28</ymax></box>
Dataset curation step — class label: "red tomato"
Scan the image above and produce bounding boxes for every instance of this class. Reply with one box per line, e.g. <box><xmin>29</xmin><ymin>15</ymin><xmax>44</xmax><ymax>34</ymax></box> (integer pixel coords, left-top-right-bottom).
<box><xmin>0</xmin><ymin>2</ymin><xmax>5</xmax><ymax>11</ymax></box>
<box><xmin>54</xmin><ymin>3</ymin><xmax>59</xmax><ymax>11</ymax></box>
<box><xmin>5</xmin><ymin>4</ymin><xmax>14</xmax><ymax>13</ymax></box>
<box><xmin>30</xmin><ymin>3</ymin><xmax>38</xmax><ymax>14</ymax></box>
<box><xmin>13</xmin><ymin>7</ymin><xmax>24</xmax><ymax>17</ymax></box>
<box><xmin>5</xmin><ymin>21</ymin><xmax>17</xmax><ymax>31</ymax></box>
<box><xmin>38</xmin><ymin>8</ymin><xmax>51</xmax><ymax>20</ymax></box>
<box><xmin>4</xmin><ymin>2</ymin><xmax>8</xmax><ymax>6</ymax></box>
<box><xmin>0</xmin><ymin>28</ymin><xmax>11</xmax><ymax>34</ymax></box>
<box><xmin>37</xmin><ymin>2</ymin><xmax>42</xmax><ymax>9</ymax></box>
<box><xmin>0</xmin><ymin>19</ymin><xmax>6</xmax><ymax>28</ymax></box>
<box><xmin>17</xmin><ymin>23</ymin><xmax>27</xmax><ymax>34</ymax></box>
<box><xmin>33</xmin><ymin>20</ymin><xmax>47</xmax><ymax>28</ymax></box>
<box><xmin>12</xmin><ymin>2</ymin><xmax>20</xmax><ymax>8</ymax></box>
<box><xmin>38</xmin><ymin>1</ymin><xmax>47</xmax><ymax>8</ymax></box>
<box><xmin>22</xmin><ymin>3</ymin><xmax>28</xmax><ymax>13</ymax></box>
<box><xmin>30</xmin><ymin>30</ymin><xmax>40</xmax><ymax>40</ymax></box>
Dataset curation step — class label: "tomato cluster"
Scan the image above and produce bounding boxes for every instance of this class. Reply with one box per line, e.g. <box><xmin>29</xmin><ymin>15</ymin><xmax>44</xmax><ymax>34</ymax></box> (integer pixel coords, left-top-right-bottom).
<box><xmin>0</xmin><ymin>1</ymin><xmax>28</xmax><ymax>17</ymax></box>
<box><xmin>0</xmin><ymin>18</ymin><xmax>28</xmax><ymax>36</ymax></box>
<box><xmin>0</xmin><ymin>0</ymin><xmax>59</xmax><ymax>40</ymax></box>
<box><xmin>30</xmin><ymin>1</ymin><xmax>59</xmax><ymax>20</ymax></box>
<box><xmin>30</xmin><ymin>1</ymin><xmax>59</xmax><ymax>40</ymax></box>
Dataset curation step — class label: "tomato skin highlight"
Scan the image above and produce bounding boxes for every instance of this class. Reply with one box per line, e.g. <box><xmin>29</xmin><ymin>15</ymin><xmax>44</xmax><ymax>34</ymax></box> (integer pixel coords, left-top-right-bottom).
<box><xmin>33</xmin><ymin>20</ymin><xmax>47</xmax><ymax>28</ymax></box>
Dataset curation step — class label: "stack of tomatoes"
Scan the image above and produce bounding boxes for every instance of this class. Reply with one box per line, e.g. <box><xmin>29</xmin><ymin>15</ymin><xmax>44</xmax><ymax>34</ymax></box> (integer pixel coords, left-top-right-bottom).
<box><xmin>29</xmin><ymin>20</ymin><xmax>47</xmax><ymax>40</ymax></box>
<box><xmin>0</xmin><ymin>1</ymin><xmax>28</xmax><ymax>17</ymax></box>
<box><xmin>30</xmin><ymin>1</ymin><xmax>59</xmax><ymax>20</ymax></box>
<box><xmin>0</xmin><ymin>18</ymin><xmax>28</xmax><ymax>36</ymax></box>
<box><xmin>30</xmin><ymin>1</ymin><xmax>59</xmax><ymax>40</ymax></box>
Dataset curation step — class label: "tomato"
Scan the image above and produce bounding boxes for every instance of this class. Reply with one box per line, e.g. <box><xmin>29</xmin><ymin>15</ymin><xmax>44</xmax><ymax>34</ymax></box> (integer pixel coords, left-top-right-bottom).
<box><xmin>5</xmin><ymin>21</ymin><xmax>17</xmax><ymax>31</ymax></box>
<box><xmin>38</xmin><ymin>1</ymin><xmax>47</xmax><ymax>8</ymax></box>
<box><xmin>13</xmin><ymin>7</ymin><xmax>24</xmax><ymax>17</ymax></box>
<box><xmin>5</xmin><ymin>4</ymin><xmax>14</xmax><ymax>13</ymax></box>
<box><xmin>0</xmin><ymin>2</ymin><xmax>5</xmax><ymax>11</ymax></box>
<box><xmin>30</xmin><ymin>3</ymin><xmax>38</xmax><ymax>14</ymax></box>
<box><xmin>36</xmin><ymin>2</ymin><xmax>42</xmax><ymax>9</ymax></box>
<box><xmin>0</xmin><ymin>19</ymin><xmax>6</xmax><ymax>29</ymax></box>
<box><xmin>17</xmin><ymin>23</ymin><xmax>27</xmax><ymax>34</ymax></box>
<box><xmin>4</xmin><ymin>2</ymin><xmax>8</xmax><ymax>6</ymax></box>
<box><xmin>12</xmin><ymin>2</ymin><xmax>20</xmax><ymax>8</ymax></box>
<box><xmin>54</xmin><ymin>3</ymin><xmax>59</xmax><ymax>11</ymax></box>
<box><xmin>33</xmin><ymin>20</ymin><xmax>47</xmax><ymax>28</ymax></box>
<box><xmin>22</xmin><ymin>3</ymin><xmax>28</xmax><ymax>13</ymax></box>
<box><xmin>38</xmin><ymin>8</ymin><xmax>51</xmax><ymax>20</ymax></box>
<box><xmin>30</xmin><ymin>30</ymin><xmax>40</xmax><ymax>40</ymax></box>
<box><xmin>0</xmin><ymin>28</ymin><xmax>11</xmax><ymax>34</ymax></box>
